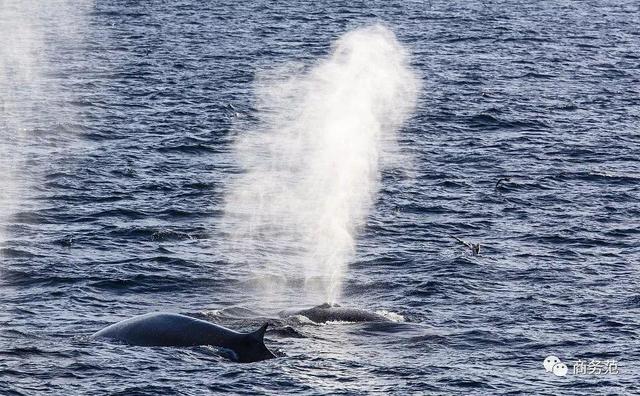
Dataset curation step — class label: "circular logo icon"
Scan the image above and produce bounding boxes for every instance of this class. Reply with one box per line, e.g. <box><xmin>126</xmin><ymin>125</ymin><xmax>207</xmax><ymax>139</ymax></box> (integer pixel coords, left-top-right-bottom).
<box><xmin>552</xmin><ymin>362</ymin><xmax>568</xmax><ymax>377</ymax></box>
<box><xmin>544</xmin><ymin>356</ymin><xmax>561</xmax><ymax>372</ymax></box>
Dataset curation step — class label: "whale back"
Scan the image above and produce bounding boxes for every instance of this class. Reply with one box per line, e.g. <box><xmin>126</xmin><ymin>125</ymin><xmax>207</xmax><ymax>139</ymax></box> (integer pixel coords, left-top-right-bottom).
<box><xmin>289</xmin><ymin>303</ymin><xmax>390</xmax><ymax>323</ymax></box>
<box><xmin>92</xmin><ymin>313</ymin><xmax>275</xmax><ymax>363</ymax></box>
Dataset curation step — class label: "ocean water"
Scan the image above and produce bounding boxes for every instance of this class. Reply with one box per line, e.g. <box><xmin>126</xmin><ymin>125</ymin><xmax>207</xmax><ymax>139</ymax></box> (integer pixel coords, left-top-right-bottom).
<box><xmin>1</xmin><ymin>0</ymin><xmax>639</xmax><ymax>395</ymax></box>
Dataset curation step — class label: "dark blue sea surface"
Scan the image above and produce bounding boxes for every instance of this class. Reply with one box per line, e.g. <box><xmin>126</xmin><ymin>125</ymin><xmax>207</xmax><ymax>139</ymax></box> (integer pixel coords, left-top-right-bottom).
<box><xmin>1</xmin><ymin>0</ymin><xmax>639</xmax><ymax>394</ymax></box>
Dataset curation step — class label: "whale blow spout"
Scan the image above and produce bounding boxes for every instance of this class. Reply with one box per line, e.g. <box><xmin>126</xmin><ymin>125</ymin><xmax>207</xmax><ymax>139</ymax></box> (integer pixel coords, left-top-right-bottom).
<box><xmin>92</xmin><ymin>312</ymin><xmax>275</xmax><ymax>363</ymax></box>
<box><xmin>221</xmin><ymin>24</ymin><xmax>420</xmax><ymax>305</ymax></box>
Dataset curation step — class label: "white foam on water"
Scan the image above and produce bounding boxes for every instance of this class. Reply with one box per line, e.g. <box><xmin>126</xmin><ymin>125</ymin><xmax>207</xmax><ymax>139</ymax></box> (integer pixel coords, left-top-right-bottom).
<box><xmin>375</xmin><ymin>310</ymin><xmax>405</xmax><ymax>323</ymax></box>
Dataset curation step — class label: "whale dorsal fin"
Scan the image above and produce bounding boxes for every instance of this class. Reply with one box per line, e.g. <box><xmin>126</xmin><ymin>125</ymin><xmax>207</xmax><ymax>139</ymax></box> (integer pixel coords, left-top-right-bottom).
<box><xmin>250</xmin><ymin>322</ymin><xmax>269</xmax><ymax>342</ymax></box>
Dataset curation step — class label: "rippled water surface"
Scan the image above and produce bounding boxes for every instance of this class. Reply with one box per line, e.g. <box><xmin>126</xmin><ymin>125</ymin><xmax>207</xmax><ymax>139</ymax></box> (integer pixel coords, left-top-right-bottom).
<box><xmin>1</xmin><ymin>1</ymin><xmax>639</xmax><ymax>394</ymax></box>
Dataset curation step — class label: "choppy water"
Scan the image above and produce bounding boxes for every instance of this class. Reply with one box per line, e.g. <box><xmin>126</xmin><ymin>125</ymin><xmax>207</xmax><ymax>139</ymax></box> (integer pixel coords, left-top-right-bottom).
<box><xmin>1</xmin><ymin>1</ymin><xmax>639</xmax><ymax>394</ymax></box>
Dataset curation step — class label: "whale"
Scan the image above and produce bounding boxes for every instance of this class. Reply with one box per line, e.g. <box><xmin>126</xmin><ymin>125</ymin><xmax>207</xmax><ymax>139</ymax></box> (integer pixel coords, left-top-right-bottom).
<box><xmin>281</xmin><ymin>303</ymin><xmax>391</xmax><ymax>323</ymax></box>
<box><xmin>91</xmin><ymin>312</ymin><xmax>275</xmax><ymax>363</ymax></box>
